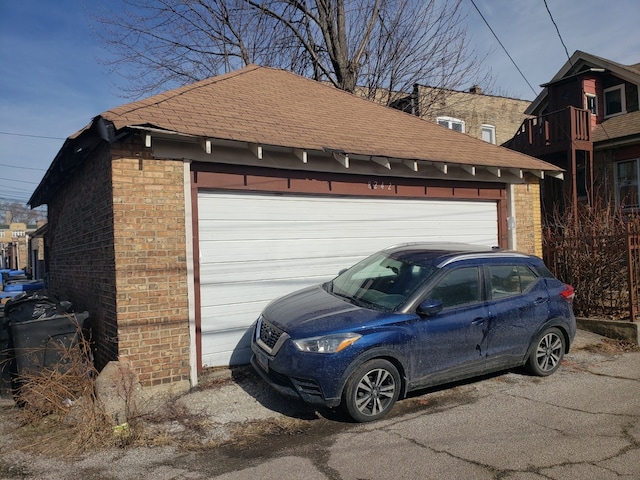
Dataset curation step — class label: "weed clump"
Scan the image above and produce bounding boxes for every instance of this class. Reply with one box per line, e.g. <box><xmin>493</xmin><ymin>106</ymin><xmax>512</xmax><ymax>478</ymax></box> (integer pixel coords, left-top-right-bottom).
<box><xmin>5</xmin><ymin>327</ymin><xmax>136</xmax><ymax>455</ymax></box>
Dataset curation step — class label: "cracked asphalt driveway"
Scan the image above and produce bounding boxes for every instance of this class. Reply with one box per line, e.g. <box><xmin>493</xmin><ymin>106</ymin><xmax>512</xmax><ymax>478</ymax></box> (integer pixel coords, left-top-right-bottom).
<box><xmin>2</xmin><ymin>330</ymin><xmax>639</xmax><ymax>479</ymax></box>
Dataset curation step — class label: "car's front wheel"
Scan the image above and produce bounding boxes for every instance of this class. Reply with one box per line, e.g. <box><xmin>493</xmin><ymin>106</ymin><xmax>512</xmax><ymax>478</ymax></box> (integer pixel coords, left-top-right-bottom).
<box><xmin>526</xmin><ymin>327</ymin><xmax>565</xmax><ymax>376</ymax></box>
<box><xmin>342</xmin><ymin>359</ymin><xmax>400</xmax><ymax>422</ymax></box>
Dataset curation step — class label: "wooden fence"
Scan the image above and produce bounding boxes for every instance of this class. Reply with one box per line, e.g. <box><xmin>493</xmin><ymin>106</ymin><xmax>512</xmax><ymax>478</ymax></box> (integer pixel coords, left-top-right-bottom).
<box><xmin>543</xmin><ymin>223</ymin><xmax>640</xmax><ymax>321</ymax></box>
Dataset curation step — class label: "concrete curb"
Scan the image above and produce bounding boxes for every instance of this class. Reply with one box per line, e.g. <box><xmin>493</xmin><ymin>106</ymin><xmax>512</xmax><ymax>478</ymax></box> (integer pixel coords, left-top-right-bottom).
<box><xmin>576</xmin><ymin>317</ymin><xmax>640</xmax><ymax>345</ymax></box>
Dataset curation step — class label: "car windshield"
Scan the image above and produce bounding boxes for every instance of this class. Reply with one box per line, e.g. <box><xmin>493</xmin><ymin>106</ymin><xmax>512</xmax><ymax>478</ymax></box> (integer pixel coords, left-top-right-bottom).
<box><xmin>329</xmin><ymin>252</ymin><xmax>437</xmax><ymax>311</ymax></box>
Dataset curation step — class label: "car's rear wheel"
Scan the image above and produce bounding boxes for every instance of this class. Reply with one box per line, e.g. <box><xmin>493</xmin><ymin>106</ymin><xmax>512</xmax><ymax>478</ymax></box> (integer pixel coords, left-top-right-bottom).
<box><xmin>343</xmin><ymin>359</ymin><xmax>400</xmax><ymax>423</ymax></box>
<box><xmin>526</xmin><ymin>327</ymin><xmax>565</xmax><ymax>376</ymax></box>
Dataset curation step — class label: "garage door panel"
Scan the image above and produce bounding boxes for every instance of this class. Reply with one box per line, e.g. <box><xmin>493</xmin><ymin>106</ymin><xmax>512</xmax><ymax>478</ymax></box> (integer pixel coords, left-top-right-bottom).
<box><xmin>201</xmin><ymin>329</ymin><xmax>252</xmax><ymax>368</ymax></box>
<box><xmin>200</xmin><ymin>218</ymin><xmax>496</xmax><ymax>242</ymax></box>
<box><xmin>201</xmin><ymin>303</ymin><xmax>264</xmax><ymax>331</ymax></box>
<box><xmin>199</xmin><ymin>257</ymin><xmax>350</xmax><ymax>283</ymax></box>
<box><xmin>201</xmin><ymin>278</ymin><xmax>322</xmax><ymax>311</ymax></box>
<box><xmin>199</xmin><ymin>240</ymin><xmax>402</xmax><ymax>264</ymax></box>
<box><xmin>198</xmin><ymin>192</ymin><xmax>499</xmax><ymax>367</ymax></box>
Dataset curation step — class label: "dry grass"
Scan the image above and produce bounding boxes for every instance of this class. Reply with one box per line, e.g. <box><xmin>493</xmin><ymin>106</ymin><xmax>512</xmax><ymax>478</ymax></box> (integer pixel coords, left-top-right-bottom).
<box><xmin>5</xmin><ymin>328</ymin><xmax>139</xmax><ymax>455</ymax></box>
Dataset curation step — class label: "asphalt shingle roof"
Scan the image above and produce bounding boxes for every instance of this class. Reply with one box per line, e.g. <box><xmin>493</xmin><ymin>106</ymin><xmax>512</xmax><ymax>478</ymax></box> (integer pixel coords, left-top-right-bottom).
<box><xmin>98</xmin><ymin>65</ymin><xmax>559</xmax><ymax>172</ymax></box>
<box><xmin>593</xmin><ymin>110</ymin><xmax>640</xmax><ymax>143</ymax></box>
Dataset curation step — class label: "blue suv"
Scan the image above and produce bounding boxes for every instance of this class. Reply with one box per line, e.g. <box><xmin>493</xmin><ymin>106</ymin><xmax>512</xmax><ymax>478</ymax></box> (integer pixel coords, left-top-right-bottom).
<box><xmin>251</xmin><ymin>244</ymin><xmax>576</xmax><ymax>422</ymax></box>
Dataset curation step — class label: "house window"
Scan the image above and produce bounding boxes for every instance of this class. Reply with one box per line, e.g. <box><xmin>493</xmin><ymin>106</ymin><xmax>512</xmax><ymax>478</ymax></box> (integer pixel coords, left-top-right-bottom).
<box><xmin>12</xmin><ymin>231</ymin><xmax>25</xmax><ymax>238</ymax></box>
<box><xmin>585</xmin><ymin>94</ymin><xmax>597</xmax><ymax>115</ymax></box>
<box><xmin>604</xmin><ymin>85</ymin><xmax>625</xmax><ymax>117</ymax></box>
<box><xmin>437</xmin><ymin>116</ymin><xmax>465</xmax><ymax>133</ymax></box>
<box><xmin>615</xmin><ymin>159</ymin><xmax>640</xmax><ymax>209</ymax></box>
<box><xmin>481</xmin><ymin>124</ymin><xmax>496</xmax><ymax>144</ymax></box>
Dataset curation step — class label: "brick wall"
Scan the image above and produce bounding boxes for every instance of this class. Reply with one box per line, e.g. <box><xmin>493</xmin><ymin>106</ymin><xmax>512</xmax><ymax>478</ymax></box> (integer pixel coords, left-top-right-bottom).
<box><xmin>47</xmin><ymin>143</ymin><xmax>119</xmax><ymax>370</ymax></box>
<box><xmin>512</xmin><ymin>180</ymin><xmax>542</xmax><ymax>257</ymax></box>
<box><xmin>415</xmin><ymin>86</ymin><xmax>531</xmax><ymax>145</ymax></box>
<box><xmin>47</xmin><ymin>137</ymin><xmax>191</xmax><ymax>387</ymax></box>
<box><xmin>110</xmin><ymin>139</ymin><xmax>191</xmax><ymax>386</ymax></box>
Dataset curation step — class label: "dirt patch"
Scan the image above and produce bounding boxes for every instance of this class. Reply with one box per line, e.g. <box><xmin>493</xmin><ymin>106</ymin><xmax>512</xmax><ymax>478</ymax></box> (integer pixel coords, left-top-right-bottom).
<box><xmin>581</xmin><ymin>338</ymin><xmax>640</xmax><ymax>354</ymax></box>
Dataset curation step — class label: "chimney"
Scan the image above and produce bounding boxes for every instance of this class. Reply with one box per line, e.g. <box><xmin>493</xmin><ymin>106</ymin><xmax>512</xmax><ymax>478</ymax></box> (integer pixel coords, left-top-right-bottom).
<box><xmin>5</xmin><ymin>210</ymin><xmax>11</xmax><ymax>225</ymax></box>
<box><xmin>469</xmin><ymin>85</ymin><xmax>483</xmax><ymax>95</ymax></box>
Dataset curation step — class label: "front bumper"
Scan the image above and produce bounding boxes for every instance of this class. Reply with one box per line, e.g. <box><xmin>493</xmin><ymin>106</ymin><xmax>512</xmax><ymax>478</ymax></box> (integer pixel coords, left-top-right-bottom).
<box><xmin>250</xmin><ymin>344</ymin><xmax>342</xmax><ymax>408</ymax></box>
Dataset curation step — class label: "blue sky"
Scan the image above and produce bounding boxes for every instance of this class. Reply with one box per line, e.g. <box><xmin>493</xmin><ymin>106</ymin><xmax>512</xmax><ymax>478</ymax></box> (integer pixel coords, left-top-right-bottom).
<box><xmin>1</xmin><ymin>0</ymin><xmax>639</xmax><ymax>206</ymax></box>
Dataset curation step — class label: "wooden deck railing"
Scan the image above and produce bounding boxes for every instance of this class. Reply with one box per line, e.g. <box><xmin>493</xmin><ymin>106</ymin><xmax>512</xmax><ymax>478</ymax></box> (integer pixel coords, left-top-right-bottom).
<box><xmin>509</xmin><ymin>106</ymin><xmax>591</xmax><ymax>153</ymax></box>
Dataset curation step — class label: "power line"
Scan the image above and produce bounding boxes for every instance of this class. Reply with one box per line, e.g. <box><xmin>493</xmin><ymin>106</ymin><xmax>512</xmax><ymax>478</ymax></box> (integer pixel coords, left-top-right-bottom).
<box><xmin>542</xmin><ymin>0</ymin><xmax>612</xmax><ymax>143</ymax></box>
<box><xmin>0</xmin><ymin>195</ymin><xmax>33</xmax><ymax>204</ymax></box>
<box><xmin>0</xmin><ymin>131</ymin><xmax>65</xmax><ymax>141</ymax></box>
<box><xmin>543</xmin><ymin>0</ymin><xmax>571</xmax><ymax>62</ymax></box>
<box><xmin>468</xmin><ymin>0</ymin><xmax>537</xmax><ymax>97</ymax></box>
<box><xmin>0</xmin><ymin>177</ymin><xmax>40</xmax><ymax>186</ymax></box>
<box><xmin>0</xmin><ymin>162</ymin><xmax>46</xmax><ymax>172</ymax></box>
<box><xmin>0</xmin><ymin>187</ymin><xmax>34</xmax><ymax>198</ymax></box>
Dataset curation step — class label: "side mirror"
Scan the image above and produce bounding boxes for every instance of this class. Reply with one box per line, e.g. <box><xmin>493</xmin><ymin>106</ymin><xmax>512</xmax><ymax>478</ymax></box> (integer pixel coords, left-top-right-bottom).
<box><xmin>417</xmin><ymin>299</ymin><xmax>443</xmax><ymax>317</ymax></box>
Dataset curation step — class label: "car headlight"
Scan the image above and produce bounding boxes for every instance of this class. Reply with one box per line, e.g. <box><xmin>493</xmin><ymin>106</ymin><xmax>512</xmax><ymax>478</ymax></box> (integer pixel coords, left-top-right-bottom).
<box><xmin>292</xmin><ymin>333</ymin><xmax>362</xmax><ymax>353</ymax></box>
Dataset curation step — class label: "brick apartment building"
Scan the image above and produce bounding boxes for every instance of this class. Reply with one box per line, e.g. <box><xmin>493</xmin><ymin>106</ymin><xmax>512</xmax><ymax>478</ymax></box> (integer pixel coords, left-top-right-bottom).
<box><xmin>392</xmin><ymin>85</ymin><xmax>532</xmax><ymax>146</ymax></box>
<box><xmin>0</xmin><ymin>216</ymin><xmax>38</xmax><ymax>273</ymax></box>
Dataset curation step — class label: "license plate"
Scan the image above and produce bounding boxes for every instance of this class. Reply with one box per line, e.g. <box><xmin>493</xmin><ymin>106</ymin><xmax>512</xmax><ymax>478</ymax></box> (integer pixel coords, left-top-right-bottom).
<box><xmin>256</xmin><ymin>351</ymin><xmax>269</xmax><ymax>373</ymax></box>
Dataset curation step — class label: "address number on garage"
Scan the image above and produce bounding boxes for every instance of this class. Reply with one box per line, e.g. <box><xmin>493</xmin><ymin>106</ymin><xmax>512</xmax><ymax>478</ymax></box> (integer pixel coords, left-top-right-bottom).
<box><xmin>367</xmin><ymin>181</ymin><xmax>393</xmax><ymax>191</ymax></box>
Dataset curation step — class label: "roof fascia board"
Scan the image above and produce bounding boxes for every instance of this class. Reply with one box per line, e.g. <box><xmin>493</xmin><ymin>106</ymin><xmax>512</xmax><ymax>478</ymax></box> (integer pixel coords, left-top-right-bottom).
<box><xmin>152</xmin><ymin>137</ymin><xmax>558</xmax><ymax>183</ymax></box>
<box><xmin>154</xmin><ymin>133</ymin><xmax>563</xmax><ymax>175</ymax></box>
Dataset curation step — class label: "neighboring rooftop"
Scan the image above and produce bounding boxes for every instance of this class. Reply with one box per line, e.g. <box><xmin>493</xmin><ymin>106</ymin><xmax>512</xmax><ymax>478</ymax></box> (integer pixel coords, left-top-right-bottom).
<box><xmin>593</xmin><ymin>110</ymin><xmax>640</xmax><ymax>144</ymax></box>
<box><xmin>527</xmin><ymin>50</ymin><xmax>640</xmax><ymax>115</ymax></box>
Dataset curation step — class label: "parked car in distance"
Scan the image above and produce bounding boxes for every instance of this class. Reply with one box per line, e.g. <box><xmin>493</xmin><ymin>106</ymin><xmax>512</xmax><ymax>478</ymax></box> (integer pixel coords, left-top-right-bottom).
<box><xmin>251</xmin><ymin>243</ymin><xmax>576</xmax><ymax>422</ymax></box>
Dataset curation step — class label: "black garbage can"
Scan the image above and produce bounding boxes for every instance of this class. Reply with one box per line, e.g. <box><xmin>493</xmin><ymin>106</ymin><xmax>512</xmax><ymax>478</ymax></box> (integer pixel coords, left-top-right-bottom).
<box><xmin>0</xmin><ymin>307</ymin><xmax>11</xmax><ymax>397</ymax></box>
<box><xmin>4</xmin><ymin>292</ymin><xmax>70</xmax><ymax>323</ymax></box>
<box><xmin>8</xmin><ymin>311</ymin><xmax>90</xmax><ymax>378</ymax></box>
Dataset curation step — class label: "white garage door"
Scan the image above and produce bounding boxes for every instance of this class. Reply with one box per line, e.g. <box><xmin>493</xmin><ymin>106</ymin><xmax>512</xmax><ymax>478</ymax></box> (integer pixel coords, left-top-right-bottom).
<box><xmin>198</xmin><ymin>191</ymin><xmax>498</xmax><ymax>367</ymax></box>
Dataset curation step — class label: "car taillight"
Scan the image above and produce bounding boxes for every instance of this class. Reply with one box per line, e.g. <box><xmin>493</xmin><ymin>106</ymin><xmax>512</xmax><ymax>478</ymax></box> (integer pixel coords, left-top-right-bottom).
<box><xmin>560</xmin><ymin>285</ymin><xmax>575</xmax><ymax>302</ymax></box>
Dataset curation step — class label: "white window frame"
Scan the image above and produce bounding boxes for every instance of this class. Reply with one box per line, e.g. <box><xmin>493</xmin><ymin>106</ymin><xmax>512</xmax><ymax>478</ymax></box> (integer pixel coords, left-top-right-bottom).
<box><xmin>614</xmin><ymin>158</ymin><xmax>640</xmax><ymax>209</ymax></box>
<box><xmin>436</xmin><ymin>116</ymin><xmax>465</xmax><ymax>133</ymax></box>
<box><xmin>604</xmin><ymin>85</ymin><xmax>626</xmax><ymax>118</ymax></box>
<box><xmin>585</xmin><ymin>93</ymin><xmax>597</xmax><ymax>116</ymax></box>
<box><xmin>481</xmin><ymin>124</ymin><xmax>496</xmax><ymax>144</ymax></box>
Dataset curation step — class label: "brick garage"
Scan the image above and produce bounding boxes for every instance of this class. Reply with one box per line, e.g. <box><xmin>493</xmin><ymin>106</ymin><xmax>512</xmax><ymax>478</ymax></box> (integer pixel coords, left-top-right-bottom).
<box><xmin>42</xmin><ymin>135</ymin><xmax>191</xmax><ymax>386</ymax></box>
<box><xmin>30</xmin><ymin>66</ymin><xmax>562</xmax><ymax>388</ymax></box>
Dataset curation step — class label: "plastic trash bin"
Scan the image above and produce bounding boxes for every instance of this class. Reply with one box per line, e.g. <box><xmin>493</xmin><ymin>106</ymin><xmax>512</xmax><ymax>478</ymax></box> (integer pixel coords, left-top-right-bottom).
<box><xmin>5</xmin><ymin>280</ymin><xmax>45</xmax><ymax>292</ymax></box>
<box><xmin>8</xmin><ymin>311</ymin><xmax>90</xmax><ymax>378</ymax></box>
<box><xmin>3</xmin><ymin>292</ymin><xmax>70</xmax><ymax>323</ymax></box>
<box><xmin>0</xmin><ymin>291</ymin><xmax>21</xmax><ymax>300</ymax></box>
<box><xmin>0</xmin><ymin>309</ymin><xmax>11</xmax><ymax>397</ymax></box>
<box><xmin>3</xmin><ymin>280</ymin><xmax>45</xmax><ymax>292</ymax></box>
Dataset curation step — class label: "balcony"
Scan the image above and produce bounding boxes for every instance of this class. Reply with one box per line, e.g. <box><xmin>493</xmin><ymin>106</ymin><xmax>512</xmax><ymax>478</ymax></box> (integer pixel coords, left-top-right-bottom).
<box><xmin>508</xmin><ymin>106</ymin><xmax>592</xmax><ymax>157</ymax></box>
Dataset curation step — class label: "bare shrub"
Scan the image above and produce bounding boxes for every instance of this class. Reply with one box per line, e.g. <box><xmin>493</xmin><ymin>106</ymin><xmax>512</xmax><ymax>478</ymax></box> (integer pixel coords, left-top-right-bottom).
<box><xmin>544</xmin><ymin>201</ymin><xmax>638</xmax><ymax>319</ymax></box>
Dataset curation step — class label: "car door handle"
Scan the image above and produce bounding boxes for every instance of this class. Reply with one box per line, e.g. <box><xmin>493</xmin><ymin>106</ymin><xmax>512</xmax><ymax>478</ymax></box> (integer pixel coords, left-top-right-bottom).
<box><xmin>471</xmin><ymin>317</ymin><xmax>485</xmax><ymax>325</ymax></box>
<box><xmin>534</xmin><ymin>297</ymin><xmax>547</xmax><ymax>304</ymax></box>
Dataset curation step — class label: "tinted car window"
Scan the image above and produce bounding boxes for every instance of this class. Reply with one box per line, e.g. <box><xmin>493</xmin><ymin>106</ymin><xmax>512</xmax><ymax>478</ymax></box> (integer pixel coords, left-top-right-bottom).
<box><xmin>426</xmin><ymin>267</ymin><xmax>480</xmax><ymax>308</ymax></box>
<box><xmin>489</xmin><ymin>265</ymin><xmax>537</xmax><ymax>299</ymax></box>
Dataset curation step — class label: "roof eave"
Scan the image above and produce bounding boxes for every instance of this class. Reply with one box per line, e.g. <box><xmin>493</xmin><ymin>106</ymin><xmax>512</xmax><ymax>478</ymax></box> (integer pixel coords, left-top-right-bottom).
<box><xmin>28</xmin><ymin>117</ymin><xmax>116</xmax><ymax>208</ymax></box>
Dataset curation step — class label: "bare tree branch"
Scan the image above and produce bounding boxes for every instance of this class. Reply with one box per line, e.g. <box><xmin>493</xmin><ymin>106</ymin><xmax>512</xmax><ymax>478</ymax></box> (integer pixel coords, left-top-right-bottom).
<box><xmin>92</xmin><ymin>0</ymin><xmax>490</xmax><ymax>102</ymax></box>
